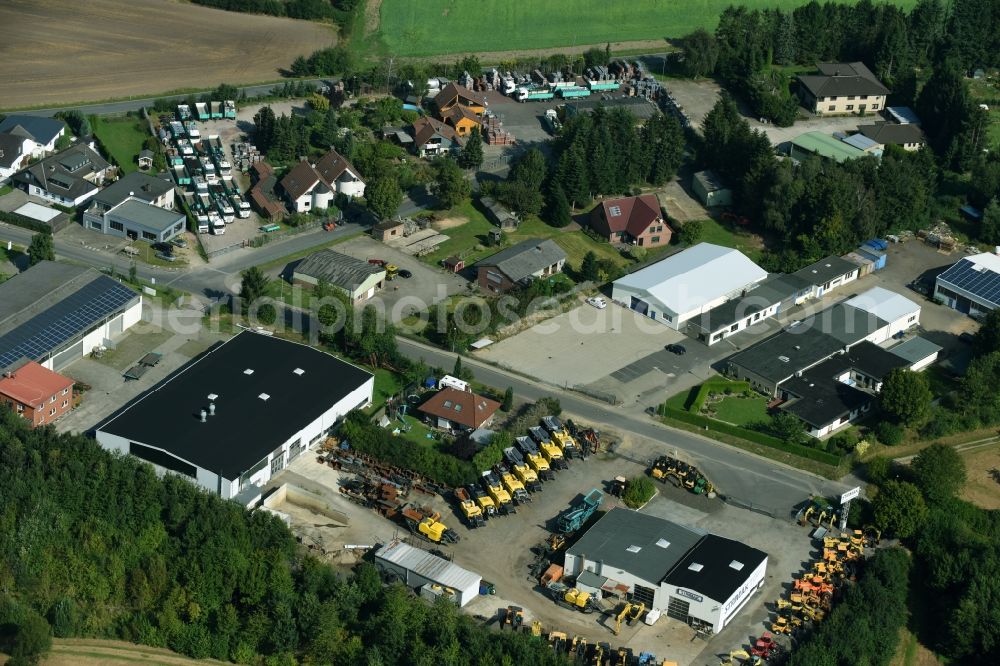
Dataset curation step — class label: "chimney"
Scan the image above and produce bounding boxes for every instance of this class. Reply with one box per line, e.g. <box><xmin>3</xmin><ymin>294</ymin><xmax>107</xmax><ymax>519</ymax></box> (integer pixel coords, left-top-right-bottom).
<box><xmin>200</xmin><ymin>409</ymin><xmax>207</xmax><ymax>423</ymax></box>
<box><xmin>208</xmin><ymin>402</ymin><xmax>216</xmax><ymax>416</ymax></box>
<box><xmin>129</xmin><ymin>191</ymin><xmax>134</xmax><ymax>196</ymax></box>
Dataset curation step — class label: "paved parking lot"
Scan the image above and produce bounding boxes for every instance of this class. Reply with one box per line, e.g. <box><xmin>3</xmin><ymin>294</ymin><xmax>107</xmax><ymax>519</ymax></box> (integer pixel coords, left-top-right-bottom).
<box><xmin>279</xmin><ymin>235</ymin><xmax>470</xmax><ymax>324</ymax></box>
<box><xmin>487</xmin><ymin>95</ymin><xmax>553</xmax><ymax>146</ymax></box>
<box><xmin>663</xmin><ymin>79</ymin><xmax>722</xmax><ymax>131</ymax></box>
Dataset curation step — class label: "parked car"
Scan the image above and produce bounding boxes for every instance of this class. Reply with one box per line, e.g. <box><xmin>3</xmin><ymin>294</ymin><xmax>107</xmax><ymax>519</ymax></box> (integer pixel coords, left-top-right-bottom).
<box><xmin>397</xmin><ymin>269</ymin><xmax>413</xmax><ymax>278</ymax></box>
<box><xmin>586</xmin><ymin>296</ymin><xmax>607</xmax><ymax>309</ymax></box>
<box><xmin>170</xmin><ymin>237</ymin><xmax>189</xmax><ymax>249</ymax></box>
<box><xmin>155</xmin><ymin>251</ymin><xmax>177</xmax><ymax>262</ymax></box>
<box><xmin>152</xmin><ymin>242</ymin><xmax>173</xmax><ymax>254</ymax></box>
<box><xmin>665</xmin><ymin>344</ymin><xmax>686</xmax><ymax>355</ymax></box>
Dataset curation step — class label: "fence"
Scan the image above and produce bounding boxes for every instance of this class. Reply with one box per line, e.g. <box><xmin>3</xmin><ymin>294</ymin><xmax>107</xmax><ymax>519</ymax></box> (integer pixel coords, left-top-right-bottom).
<box><xmin>204</xmin><ymin>219</ymin><xmax>326</xmax><ymax>259</ymax></box>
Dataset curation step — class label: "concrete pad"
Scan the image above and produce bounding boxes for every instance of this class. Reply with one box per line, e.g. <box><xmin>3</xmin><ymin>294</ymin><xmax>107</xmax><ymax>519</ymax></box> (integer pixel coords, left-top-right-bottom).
<box><xmin>478</xmin><ymin>303</ymin><xmax>684</xmax><ymax>387</ymax></box>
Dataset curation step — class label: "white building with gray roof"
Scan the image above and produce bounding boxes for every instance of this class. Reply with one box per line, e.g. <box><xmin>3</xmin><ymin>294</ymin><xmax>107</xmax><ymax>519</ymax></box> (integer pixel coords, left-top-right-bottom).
<box><xmin>564</xmin><ymin>508</ymin><xmax>767</xmax><ymax>633</ymax></box>
<box><xmin>292</xmin><ymin>249</ymin><xmax>386</xmax><ymax>304</ymax></box>
<box><xmin>476</xmin><ymin>238</ymin><xmax>566</xmax><ymax>294</ymax></box>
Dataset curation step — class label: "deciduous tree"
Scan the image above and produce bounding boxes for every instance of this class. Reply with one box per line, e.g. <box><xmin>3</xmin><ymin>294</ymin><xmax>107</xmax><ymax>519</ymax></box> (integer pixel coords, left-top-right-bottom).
<box><xmin>911</xmin><ymin>444</ymin><xmax>967</xmax><ymax>504</ymax></box>
<box><xmin>27</xmin><ymin>233</ymin><xmax>54</xmax><ymax>265</ymax></box>
<box><xmin>873</xmin><ymin>480</ymin><xmax>927</xmax><ymax>538</ymax></box>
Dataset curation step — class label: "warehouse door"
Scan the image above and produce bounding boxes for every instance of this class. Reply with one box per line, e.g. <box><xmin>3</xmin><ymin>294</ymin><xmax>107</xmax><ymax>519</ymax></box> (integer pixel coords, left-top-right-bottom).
<box><xmin>630</xmin><ymin>296</ymin><xmax>649</xmax><ymax>316</ymax></box>
<box><xmin>632</xmin><ymin>584</ymin><xmax>655</xmax><ymax>609</ymax></box>
<box><xmin>109</xmin><ymin>314</ymin><xmax>124</xmax><ymax>336</ymax></box>
<box><xmin>666</xmin><ymin>596</ymin><xmax>690</xmax><ymax>623</ymax></box>
<box><xmin>52</xmin><ymin>341</ymin><xmax>84</xmax><ymax>371</ymax></box>
<box><xmin>288</xmin><ymin>438</ymin><xmax>304</xmax><ymax>462</ymax></box>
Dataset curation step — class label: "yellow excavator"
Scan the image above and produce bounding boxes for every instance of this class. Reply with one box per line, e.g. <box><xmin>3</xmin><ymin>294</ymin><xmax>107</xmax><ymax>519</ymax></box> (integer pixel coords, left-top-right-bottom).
<box><xmin>627</xmin><ymin>601</ymin><xmax>646</xmax><ymax>625</ymax></box>
<box><xmin>720</xmin><ymin>650</ymin><xmax>761</xmax><ymax>665</ymax></box>
<box><xmin>613</xmin><ymin>602</ymin><xmax>634</xmax><ymax>635</ymax></box>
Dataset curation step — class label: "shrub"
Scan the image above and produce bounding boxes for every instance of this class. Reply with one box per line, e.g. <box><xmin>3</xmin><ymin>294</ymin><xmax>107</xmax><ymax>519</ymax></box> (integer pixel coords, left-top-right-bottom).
<box><xmin>866</xmin><ymin>455</ymin><xmax>892</xmax><ymax>485</ymax></box>
<box><xmin>622</xmin><ymin>476</ymin><xmax>656</xmax><ymax>509</ymax></box>
<box><xmin>257</xmin><ymin>303</ymin><xmax>277</xmax><ymax>326</ymax></box>
<box><xmin>873</xmin><ymin>421</ymin><xmax>904</xmax><ymax>446</ymax></box>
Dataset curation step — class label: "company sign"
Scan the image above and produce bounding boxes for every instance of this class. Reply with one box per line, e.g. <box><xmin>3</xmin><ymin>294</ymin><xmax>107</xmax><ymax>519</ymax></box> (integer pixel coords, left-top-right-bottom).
<box><xmin>675</xmin><ymin>588</ymin><xmax>703</xmax><ymax>603</ymax></box>
<box><xmin>840</xmin><ymin>486</ymin><xmax>862</xmax><ymax>505</ymax></box>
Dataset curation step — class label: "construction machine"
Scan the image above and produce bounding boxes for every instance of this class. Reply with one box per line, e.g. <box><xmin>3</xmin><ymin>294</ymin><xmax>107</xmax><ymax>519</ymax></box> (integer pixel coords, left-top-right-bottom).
<box><xmin>516</xmin><ymin>436</ymin><xmax>555</xmax><ymax>480</ymax></box>
<box><xmin>649</xmin><ymin>456</ymin><xmax>677</xmax><ymax>480</ymax></box>
<box><xmin>500</xmin><ymin>470</ymin><xmax>531</xmax><ymax>504</ymax></box>
<box><xmin>863</xmin><ymin>524</ymin><xmax>882</xmax><ymax>547</ymax></box>
<box><xmin>610</xmin><ymin>476</ymin><xmax>627</xmax><ymax>497</ymax></box>
<box><xmin>469</xmin><ymin>484</ymin><xmax>497</xmax><ymax>518</ymax></box>
<box><xmin>482</xmin><ymin>471</ymin><xmax>515</xmax><ymax>515</ymax></box>
<box><xmin>751</xmin><ymin>632</ymin><xmax>780</xmax><ymax>659</ymax></box>
<box><xmin>797</xmin><ymin>496</ymin><xmax>836</xmax><ymax>527</ymax></box>
<box><xmin>507</xmin><ymin>605</ymin><xmax>524</xmax><ymax>631</ymax></box>
<box><xmin>548</xmin><ymin>582</ymin><xmax>598</xmax><ymax>613</ymax></box>
<box><xmin>719</xmin><ymin>650</ymin><xmax>761</xmax><ymax>666</ymax></box>
<box><xmin>540</xmin><ymin>563</ymin><xmax>564</xmax><ymax>587</ymax></box>
<box><xmin>572</xmin><ymin>636</ymin><xmax>588</xmax><ymax>660</ymax></box>
<box><xmin>614</xmin><ymin>646</ymin><xmax>632</xmax><ymax>665</ymax></box>
<box><xmin>530</xmin><ymin>426</ymin><xmax>568</xmax><ymax>469</ymax></box>
<box><xmin>530</xmin><ymin>620</ymin><xmax>543</xmax><ymax>637</ymax></box>
<box><xmin>542</xmin><ymin>415</ymin><xmax>580</xmax><ymax>458</ymax></box>
<box><xmin>548</xmin><ymin>631</ymin><xmax>568</xmax><ymax>654</ymax></box>
<box><xmin>454</xmin><ymin>487</ymin><xmax>485</xmax><ymax>528</ymax></box>
<box><xmin>503</xmin><ymin>446</ymin><xmax>542</xmax><ymax>491</ymax></box>
<box><xmin>770</xmin><ymin>615</ymin><xmax>791</xmax><ymax>634</ymax></box>
<box><xmin>400</xmin><ymin>506</ymin><xmax>460</xmax><ymax>543</ymax></box>
<box><xmin>627</xmin><ymin>601</ymin><xmax>646</xmax><ymax>625</ymax></box>
<box><xmin>546</xmin><ymin>533</ymin><xmax>567</xmax><ymax>551</ymax></box>
<box><xmin>613</xmin><ymin>602</ymin><xmax>633</xmax><ymax>635</ymax></box>
<box><xmin>556</xmin><ymin>488</ymin><xmax>604</xmax><ymax>533</ymax></box>
<box><xmin>592</xmin><ymin>642</ymin><xmax>609</xmax><ymax>666</ymax></box>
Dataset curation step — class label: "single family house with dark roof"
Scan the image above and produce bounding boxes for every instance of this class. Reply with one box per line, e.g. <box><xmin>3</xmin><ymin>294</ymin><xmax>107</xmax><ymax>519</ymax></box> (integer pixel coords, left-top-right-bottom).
<box><xmin>797</xmin><ymin>62</ymin><xmax>889</xmax><ymax>116</ymax></box>
<box><xmin>419</xmin><ymin>386</ymin><xmax>500</xmax><ymax>431</ymax></box>
<box><xmin>280</xmin><ymin>149</ymin><xmax>365</xmax><ymax>213</ymax></box>
<box><xmin>408</xmin><ymin>117</ymin><xmax>464</xmax><ymax>157</ymax></box>
<box><xmin>856</xmin><ymin>123</ymin><xmax>927</xmax><ymax>151</ymax></box>
<box><xmin>444</xmin><ymin>104</ymin><xmax>482</xmax><ymax>136</ymax></box>
<box><xmin>0</xmin><ymin>115</ymin><xmax>66</xmax><ymax>157</ymax></box>
<box><xmin>433</xmin><ymin>83</ymin><xmax>486</xmax><ymax>117</ymax></box>
<box><xmin>476</xmin><ymin>238</ymin><xmax>566</xmax><ymax>294</ymax></box>
<box><xmin>11</xmin><ymin>143</ymin><xmax>112</xmax><ymax>207</ymax></box>
<box><xmin>0</xmin><ymin>133</ymin><xmax>31</xmax><ymax>183</ymax></box>
<box><xmin>590</xmin><ymin>194</ymin><xmax>672</xmax><ymax>247</ymax></box>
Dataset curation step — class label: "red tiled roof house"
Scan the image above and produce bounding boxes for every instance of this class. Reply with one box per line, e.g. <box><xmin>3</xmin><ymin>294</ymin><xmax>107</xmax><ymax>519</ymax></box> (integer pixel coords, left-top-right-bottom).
<box><xmin>0</xmin><ymin>361</ymin><xmax>75</xmax><ymax>427</ymax></box>
<box><xmin>589</xmin><ymin>194</ymin><xmax>672</xmax><ymax>248</ymax></box>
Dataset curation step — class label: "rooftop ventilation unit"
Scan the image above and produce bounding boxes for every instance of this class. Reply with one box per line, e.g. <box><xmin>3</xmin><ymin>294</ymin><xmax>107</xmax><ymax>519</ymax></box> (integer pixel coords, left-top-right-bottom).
<box><xmin>258</xmin><ymin>393</ymin><xmax>270</xmax><ymax>401</ymax></box>
<box><xmin>655</xmin><ymin>539</ymin><xmax>671</xmax><ymax>549</ymax></box>
<box><xmin>244</xmin><ymin>368</ymin><xmax>254</xmax><ymax>375</ymax></box>
<box><xmin>729</xmin><ymin>560</ymin><xmax>745</xmax><ymax>571</ymax></box>
<box><xmin>626</xmin><ymin>545</ymin><xmax>642</xmax><ymax>553</ymax></box>
<box><xmin>779</xmin><ymin>355</ymin><xmax>790</xmax><ymax>362</ymax></box>
<box><xmin>688</xmin><ymin>562</ymin><xmax>704</xmax><ymax>572</ymax></box>
<box><xmin>207</xmin><ymin>393</ymin><xmax>218</xmax><ymax>400</ymax></box>
<box><xmin>293</xmin><ymin>368</ymin><xmax>305</xmax><ymax>375</ymax></box>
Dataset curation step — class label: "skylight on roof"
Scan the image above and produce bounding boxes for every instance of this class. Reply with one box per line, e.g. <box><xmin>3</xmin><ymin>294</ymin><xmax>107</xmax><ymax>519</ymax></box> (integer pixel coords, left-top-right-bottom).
<box><xmin>729</xmin><ymin>560</ymin><xmax>745</xmax><ymax>571</ymax></box>
<box><xmin>609</xmin><ymin>205</ymin><xmax>622</xmax><ymax>216</ymax></box>
<box><xmin>244</xmin><ymin>368</ymin><xmax>254</xmax><ymax>375</ymax></box>
<box><xmin>626</xmin><ymin>545</ymin><xmax>642</xmax><ymax>553</ymax></box>
<box><xmin>258</xmin><ymin>393</ymin><xmax>270</xmax><ymax>401</ymax></box>
<box><xmin>443</xmin><ymin>400</ymin><xmax>453</xmax><ymax>408</ymax></box>
<box><xmin>656</xmin><ymin>539</ymin><xmax>671</xmax><ymax>549</ymax></box>
<box><xmin>454</xmin><ymin>404</ymin><xmax>463</xmax><ymax>412</ymax></box>
<box><xmin>779</xmin><ymin>355</ymin><xmax>790</xmax><ymax>362</ymax></box>
<box><xmin>688</xmin><ymin>563</ymin><xmax>704</xmax><ymax>572</ymax></box>
<box><xmin>293</xmin><ymin>368</ymin><xmax>305</xmax><ymax>375</ymax></box>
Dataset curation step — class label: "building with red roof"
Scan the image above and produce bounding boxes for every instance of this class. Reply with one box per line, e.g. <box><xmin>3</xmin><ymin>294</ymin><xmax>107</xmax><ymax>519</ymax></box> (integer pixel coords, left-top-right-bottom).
<box><xmin>0</xmin><ymin>360</ymin><xmax>74</xmax><ymax>427</ymax></box>
<box><xmin>589</xmin><ymin>194</ymin><xmax>672</xmax><ymax>248</ymax></box>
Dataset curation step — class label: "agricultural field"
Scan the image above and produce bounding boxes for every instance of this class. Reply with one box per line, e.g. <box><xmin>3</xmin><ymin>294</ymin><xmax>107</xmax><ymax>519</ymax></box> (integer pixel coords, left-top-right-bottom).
<box><xmin>0</xmin><ymin>637</ymin><xmax>228</xmax><ymax>665</ymax></box>
<box><xmin>0</xmin><ymin>0</ymin><xmax>335</xmax><ymax>109</ymax></box>
<box><xmin>375</xmin><ymin>0</ymin><xmax>916</xmax><ymax>57</ymax></box>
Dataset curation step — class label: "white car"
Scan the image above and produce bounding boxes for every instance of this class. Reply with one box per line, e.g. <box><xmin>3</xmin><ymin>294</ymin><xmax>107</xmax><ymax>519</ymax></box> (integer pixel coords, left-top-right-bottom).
<box><xmin>586</xmin><ymin>296</ymin><xmax>607</xmax><ymax>309</ymax></box>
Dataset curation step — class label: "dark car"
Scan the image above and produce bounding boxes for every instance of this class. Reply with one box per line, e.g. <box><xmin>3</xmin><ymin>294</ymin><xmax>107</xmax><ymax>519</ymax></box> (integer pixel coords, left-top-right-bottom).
<box><xmin>665</xmin><ymin>344</ymin><xmax>686</xmax><ymax>355</ymax></box>
<box><xmin>170</xmin><ymin>237</ymin><xmax>189</xmax><ymax>249</ymax></box>
<box><xmin>152</xmin><ymin>242</ymin><xmax>173</xmax><ymax>254</ymax></box>
<box><xmin>397</xmin><ymin>269</ymin><xmax>413</xmax><ymax>279</ymax></box>
<box><xmin>959</xmin><ymin>331</ymin><xmax>976</xmax><ymax>345</ymax></box>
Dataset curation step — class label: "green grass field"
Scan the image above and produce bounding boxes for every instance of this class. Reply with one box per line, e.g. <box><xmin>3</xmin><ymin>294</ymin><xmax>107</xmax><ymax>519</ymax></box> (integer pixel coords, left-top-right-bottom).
<box><xmin>377</xmin><ymin>0</ymin><xmax>916</xmax><ymax>57</ymax></box>
<box><xmin>713</xmin><ymin>395</ymin><xmax>769</xmax><ymax>426</ymax></box>
<box><xmin>91</xmin><ymin>116</ymin><xmax>149</xmax><ymax>174</ymax></box>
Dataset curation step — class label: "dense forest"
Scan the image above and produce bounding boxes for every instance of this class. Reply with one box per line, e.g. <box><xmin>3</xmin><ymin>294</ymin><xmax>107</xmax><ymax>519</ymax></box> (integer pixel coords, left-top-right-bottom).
<box><xmin>191</xmin><ymin>0</ymin><xmax>362</xmax><ymax>29</ymax></box>
<box><xmin>0</xmin><ymin>409</ymin><xmax>563</xmax><ymax>665</ymax></box>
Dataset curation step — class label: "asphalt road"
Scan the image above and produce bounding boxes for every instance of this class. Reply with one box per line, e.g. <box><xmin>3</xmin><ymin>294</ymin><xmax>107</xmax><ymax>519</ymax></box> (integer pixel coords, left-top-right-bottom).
<box><xmin>395</xmin><ymin>337</ymin><xmax>851</xmax><ymax>515</ymax></box>
<box><xmin>7</xmin><ymin>79</ymin><xmax>335</xmax><ymax>117</ymax></box>
<box><xmin>0</xmin><ymin>219</ymin><xmax>852</xmax><ymax>514</ymax></box>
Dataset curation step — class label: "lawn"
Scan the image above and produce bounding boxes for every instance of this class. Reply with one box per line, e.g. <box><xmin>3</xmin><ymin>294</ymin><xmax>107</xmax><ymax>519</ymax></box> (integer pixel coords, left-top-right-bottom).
<box><xmin>0</xmin><ymin>185</ymin><xmax>12</xmax><ymax>196</ymax></box>
<box><xmin>692</xmin><ymin>218</ymin><xmax>763</xmax><ymax>262</ymax></box>
<box><xmin>421</xmin><ymin>200</ymin><xmax>628</xmax><ymax>272</ymax></box>
<box><xmin>376</xmin><ymin>0</ymin><xmax>916</xmax><ymax>57</ymax></box>
<box><xmin>712</xmin><ymin>394</ymin><xmax>769</xmax><ymax>426</ymax></box>
<box><xmin>91</xmin><ymin>116</ymin><xmax>150</xmax><ymax>174</ymax></box>
<box><xmin>968</xmin><ymin>72</ymin><xmax>1000</xmax><ymax>151</ymax></box>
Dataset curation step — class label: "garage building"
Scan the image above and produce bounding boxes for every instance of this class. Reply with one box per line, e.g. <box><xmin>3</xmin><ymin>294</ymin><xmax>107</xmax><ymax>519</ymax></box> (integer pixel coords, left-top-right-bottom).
<box><xmin>292</xmin><ymin>249</ymin><xmax>386</xmax><ymax>304</ymax></box>
<box><xmin>611</xmin><ymin>243</ymin><xmax>767</xmax><ymax>330</ymax></box>
<box><xmin>96</xmin><ymin>332</ymin><xmax>374</xmax><ymax>500</ymax></box>
<box><xmin>563</xmin><ymin>508</ymin><xmax>767</xmax><ymax>634</ymax></box>
<box><xmin>374</xmin><ymin>539</ymin><xmax>482</xmax><ymax>607</ymax></box>
<box><xmin>934</xmin><ymin>252</ymin><xmax>1000</xmax><ymax>316</ymax></box>
<box><xmin>0</xmin><ymin>261</ymin><xmax>141</xmax><ymax>372</ymax></box>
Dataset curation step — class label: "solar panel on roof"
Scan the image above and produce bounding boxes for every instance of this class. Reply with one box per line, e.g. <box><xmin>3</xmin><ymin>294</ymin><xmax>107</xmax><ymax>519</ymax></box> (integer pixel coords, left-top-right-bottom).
<box><xmin>939</xmin><ymin>259</ymin><xmax>1000</xmax><ymax>306</ymax></box>
<box><xmin>0</xmin><ymin>277</ymin><xmax>138</xmax><ymax>368</ymax></box>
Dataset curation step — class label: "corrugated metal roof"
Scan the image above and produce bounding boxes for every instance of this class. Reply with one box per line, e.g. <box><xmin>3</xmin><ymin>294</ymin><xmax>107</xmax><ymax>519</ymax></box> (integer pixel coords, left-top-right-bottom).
<box><xmin>845</xmin><ymin>287</ymin><xmax>919</xmax><ymax>324</ymax></box>
<box><xmin>842</xmin><ymin>133</ymin><xmax>879</xmax><ymax>151</ymax></box>
<box><xmin>375</xmin><ymin>540</ymin><xmax>481</xmax><ymax>591</ymax></box>
<box><xmin>889</xmin><ymin>336</ymin><xmax>942</xmax><ymax>365</ymax></box>
<box><xmin>792</xmin><ymin>131</ymin><xmax>867</xmax><ymax>163</ymax></box>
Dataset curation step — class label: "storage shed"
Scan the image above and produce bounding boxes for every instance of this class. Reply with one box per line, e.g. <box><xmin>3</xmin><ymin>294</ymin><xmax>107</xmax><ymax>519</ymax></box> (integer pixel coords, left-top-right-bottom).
<box><xmin>374</xmin><ymin>539</ymin><xmax>482</xmax><ymax>607</ymax></box>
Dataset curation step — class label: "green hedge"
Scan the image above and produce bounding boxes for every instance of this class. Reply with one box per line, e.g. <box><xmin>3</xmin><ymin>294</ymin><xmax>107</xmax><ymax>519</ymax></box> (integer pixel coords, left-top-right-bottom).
<box><xmin>660</xmin><ymin>406</ymin><xmax>842</xmax><ymax>466</ymax></box>
<box><xmin>0</xmin><ymin>210</ymin><xmax>51</xmax><ymax>235</ymax></box>
<box><xmin>690</xmin><ymin>378</ymin><xmax>751</xmax><ymax>412</ymax></box>
<box><xmin>341</xmin><ymin>412</ymin><xmax>476</xmax><ymax>487</ymax></box>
